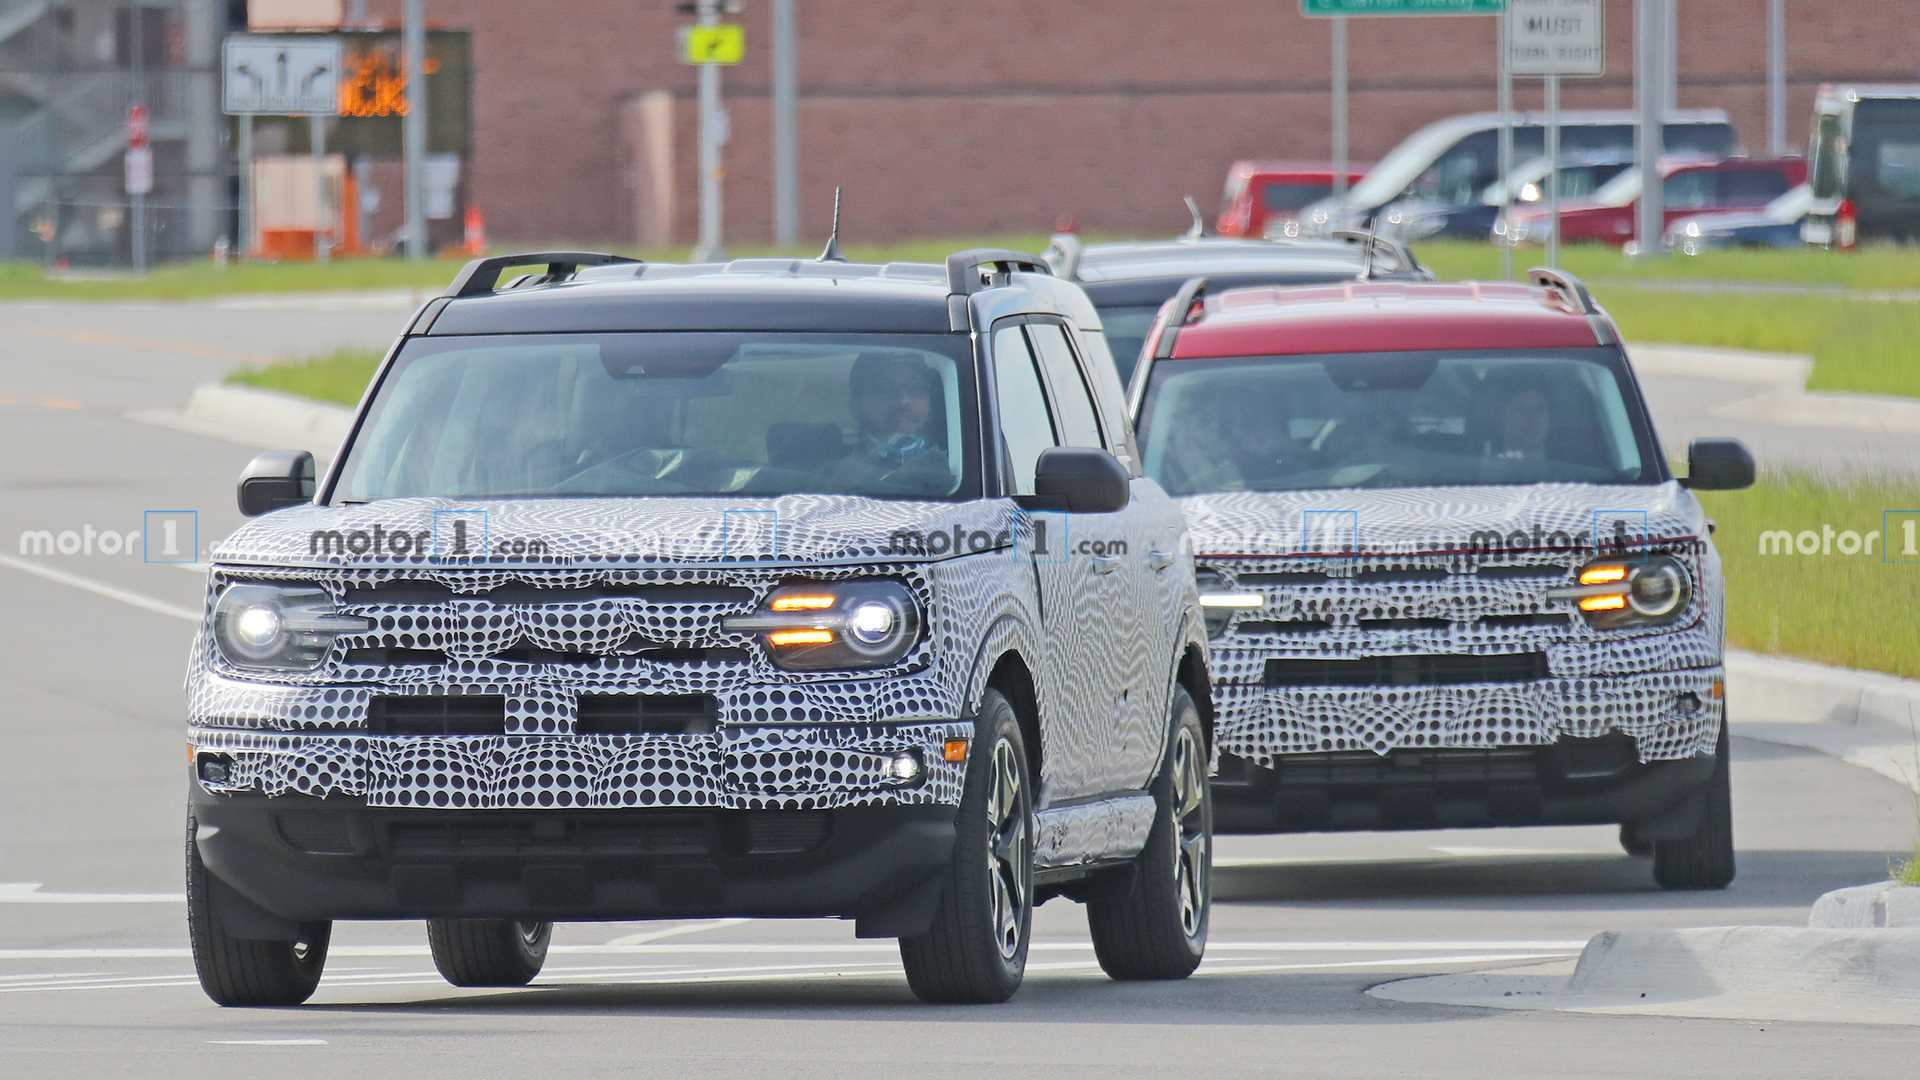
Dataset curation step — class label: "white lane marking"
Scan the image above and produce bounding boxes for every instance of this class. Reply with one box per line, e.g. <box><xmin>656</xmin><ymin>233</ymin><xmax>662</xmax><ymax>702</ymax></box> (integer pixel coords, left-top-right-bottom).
<box><xmin>1427</xmin><ymin>845</ymin><xmax>1596</xmax><ymax>858</ymax></box>
<box><xmin>0</xmin><ymin>938</ymin><xmax>1593</xmax><ymax>962</ymax></box>
<box><xmin>167</xmin><ymin>561</ymin><xmax>210</xmax><ymax>574</ymax></box>
<box><xmin>0</xmin><ymin>553</ymin><xmax>200</xmax><ymax>622</ymax></box>
<box><xmin>0</xmin><ymin>883</ymin><xmax>183</xmax><ymax>904</ymax></box>
<box><xmin>207</xmin><ymin>1039</ymin><xmax>327</xmax><ymax>1046</ymax></box>
<box><xmin>1195</xmin><ymin>953</ymin><xmax>1574</xmax><ymax>977</ymax></box>
<box><xmin>604</xmin><ymin>918</ymin><xmax>751</xmax><ymax>947</ymax></box>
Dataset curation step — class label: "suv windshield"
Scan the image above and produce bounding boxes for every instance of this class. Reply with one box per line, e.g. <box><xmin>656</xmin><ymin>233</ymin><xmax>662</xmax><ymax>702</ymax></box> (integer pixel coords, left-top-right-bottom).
<box><xmin>333</xmin><ymin>332</ymin><xmax>979</xmax><ymax>503</ymax></box>
<box><xmin>1135</xmin><ymin>348</ymin><xmax>1659</xmax><ymax>495</ymax></box>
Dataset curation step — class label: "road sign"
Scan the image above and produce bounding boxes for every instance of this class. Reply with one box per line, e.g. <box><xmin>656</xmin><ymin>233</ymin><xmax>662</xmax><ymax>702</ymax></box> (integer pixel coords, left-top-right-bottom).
<box><xmin>681</xmin><ymin>23</ymin><xmax>745</xmax><ymax>65</ymax></box>
<box><xmin>124</xmin><ymin>146</ymin><xmax>153</xmax><ymax>195</ymax></box>
<box><xmin>1302</xmin><ymin>0</ymin><xmax>1504</xmax><ymax>15</ymax></box>
<box><xmin>223</xmin><ymin>35</ymin><xmax>343</xmax><ymax>115</ymax></box>
<box><xmin>1507</xmin><ymin>0</ymin><xmax>1604</xmax><ymax>76</ymax></box>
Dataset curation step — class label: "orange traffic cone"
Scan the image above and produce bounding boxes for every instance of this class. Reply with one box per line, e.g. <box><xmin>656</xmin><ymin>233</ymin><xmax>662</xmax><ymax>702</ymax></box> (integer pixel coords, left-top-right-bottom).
<box><xmin>463</xmin><ymin>206</ymin><xmax>486</xmax><ymax>256</ymax></box>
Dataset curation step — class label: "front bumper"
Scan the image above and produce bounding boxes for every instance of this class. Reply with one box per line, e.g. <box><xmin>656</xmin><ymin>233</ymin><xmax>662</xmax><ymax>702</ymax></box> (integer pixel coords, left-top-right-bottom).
<box><xmin>189</xmin><ymin>720</ymin><xmax>972</xmax><ymax>810</ymax></box>
<box><xmin>191</xmin><ymin>788</ymin><xmax>958</xmax><ymax>931</ymax></box>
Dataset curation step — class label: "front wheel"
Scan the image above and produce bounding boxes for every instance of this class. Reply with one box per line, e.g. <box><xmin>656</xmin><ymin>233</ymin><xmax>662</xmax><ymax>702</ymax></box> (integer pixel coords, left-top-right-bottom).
<box><xmin>898</xmin><ymin>689</ymin><xmax>1034</xmax><ymax>1004</ymax></box>
<box><xmin>186</xmin><ymin>818</ymin><xmax>330</xmax><ymax>1006</ymax></box>
<box><xmin>1088</xmin><ymin>684</ymin><xmax>1211</xmax><ymax>980</ymax></box>
<box><xmin>426</xmin><ymin>918</ymin><xmax>552</xmax><ymax>987</ymax></box>
<box><xmin>1653</xmin><ymin>720</ymin><xmax>1736</xmax><ymax>890</ymax></box>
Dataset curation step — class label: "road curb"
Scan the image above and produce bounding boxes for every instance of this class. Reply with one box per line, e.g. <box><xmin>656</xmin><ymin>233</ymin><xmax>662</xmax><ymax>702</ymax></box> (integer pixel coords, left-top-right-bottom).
<box><xmin>1810</xmin><ymin>883</ymin><xmax>1920</xmax><ymax>928</ymax></box>
<box><xmin>178</xmin><ymin>383</ymin><xmax>355</xmax><ymax>453</ymax></box>
<box><xmin>1632</xmin><ymin>342</ymin><xmax>1920</xmax><ymax>435</ymax></box>
<box><xmin>1727</xmin><ymin>649</ymin><xmax>1920</xmax><ymax>794</ymax></box>
<box><xmin>1369</xmin><ymin>926</ymin><xmax>1920</xmax><ymax>1026</ymax></box>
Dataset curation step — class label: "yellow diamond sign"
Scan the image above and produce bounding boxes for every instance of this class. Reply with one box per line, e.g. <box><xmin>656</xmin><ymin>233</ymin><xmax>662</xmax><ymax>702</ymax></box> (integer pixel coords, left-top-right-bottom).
<box><xmin>682</xmin><ymin>24</ymin><xmax>745</xmax><ymax>65</ymax></box>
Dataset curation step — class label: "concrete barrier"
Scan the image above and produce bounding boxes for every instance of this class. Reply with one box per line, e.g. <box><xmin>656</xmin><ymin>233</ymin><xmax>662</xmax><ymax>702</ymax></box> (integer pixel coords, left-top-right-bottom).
<box><xmin>1727</xmin><ymin>649</ymin><xmax>1920</xmax><ymax>795</ymax></box>
<box><xmin>1810</xmin><ymin>882</ymin><xmax>1920</xmax><ymax>929</ymax></box>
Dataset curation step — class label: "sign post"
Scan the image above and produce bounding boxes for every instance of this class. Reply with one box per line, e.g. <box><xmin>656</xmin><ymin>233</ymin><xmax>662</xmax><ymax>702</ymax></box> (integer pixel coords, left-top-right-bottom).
<box><xmin>1507</xmin><ymin>0</ymin><xmax>1604</xmax><ymax>269</ymax></box>
<box><xmin>1303</xmin><ymin>1</ymin><xmax>1506</xmax><ymax>216</ymax></box>
<box><xmin>682</xmin><ymin>4</ymin><xmax>742</xmax><ymax>262</ymax></box>
<box><xmin>1498</xmin><ymin>13</ymin><xmax>1514</xmax><ymax>279</ymax></box>
<box><xmin>223</xmin><ymin>34</ymin><xmax>343</xmax><ymax>261</ymax></box>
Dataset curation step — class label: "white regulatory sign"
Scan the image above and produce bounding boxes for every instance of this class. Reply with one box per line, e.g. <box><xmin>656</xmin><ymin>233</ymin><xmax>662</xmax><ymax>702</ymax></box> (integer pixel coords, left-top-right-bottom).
<box><xmin>223</xmin><ymin>35</ymin><xmax>342</xmax><ymax>116</ymax></box>
<box><xmin>1507</xmin><ymin>0</ymin><xmax>1603</xmax><ymax>77</ymax></box>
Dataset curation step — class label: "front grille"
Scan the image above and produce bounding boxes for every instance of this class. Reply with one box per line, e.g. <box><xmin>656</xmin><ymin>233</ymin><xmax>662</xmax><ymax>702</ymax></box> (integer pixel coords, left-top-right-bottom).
<box><xmin>275</xmin><ymin>811</ymin><xmax>358</xmax><ymax>854</ymax></box>
<box><xmin>367</xmin><ymin>694</ymin><xmax>507</xmax><ymax>736</ymax></box>
<box><xmin>576</xmin><ymin>693</ymin><xmax>719</xmax><ymax>735</ymax></box>
<box><xmin>344</xmin><ymin>645</ymin><xmax>748</xmax><ymax>668</ymax></box>
<box><xmin>1264</xmin><ymin>652</ymin><xmax>1549</xmax><ymax>688</ymax></box>
<box><xmin>1357</xmin><ymin>617</ymin><xmax>1450</xmax><ymax>632</ymax></box>
<box><xmin>344</xmin><ymin>581</ymin><xmax>756</xmax><ymax>606</ymax></box>
<box><xmin>1238</xmin><ymin>619</ymin><xmax>1334</xmax><ymax>636</ymax></box>
<box><xmin>1271</xmin><ymin>748</ymin><xmax>1543</xmax><ymax>787</ymax></box>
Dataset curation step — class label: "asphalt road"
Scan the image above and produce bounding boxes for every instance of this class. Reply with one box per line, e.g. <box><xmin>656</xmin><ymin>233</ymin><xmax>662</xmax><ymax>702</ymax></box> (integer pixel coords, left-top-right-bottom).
<box><xmin>1</xmin><ymin>295</ymin><xmax>1916</xmax><ymax>1078</ymax></box>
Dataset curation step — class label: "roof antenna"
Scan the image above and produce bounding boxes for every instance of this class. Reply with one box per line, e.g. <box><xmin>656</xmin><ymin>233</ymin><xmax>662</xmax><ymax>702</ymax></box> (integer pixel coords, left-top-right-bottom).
<box><xmin>817</xmin><ymin>186</ymin><xmax>846</xmax><ymax>262</ymax></box>
<box><xmin>1181</xmin><ymin>195</ymin><xmax>1207</xmax><ymax>241</ymax></box>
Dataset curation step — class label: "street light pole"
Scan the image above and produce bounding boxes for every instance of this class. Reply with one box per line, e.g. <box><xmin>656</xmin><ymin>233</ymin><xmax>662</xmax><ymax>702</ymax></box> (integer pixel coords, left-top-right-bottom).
<box><xmin>402</xmin><ymin>0</ymin><xmax>428</xmax><ymax>259</ymax></box>
<box><xmin>1498</xmin><ymin>8</ymin><xmax>1514</xmax><ymax>280</ymax></box>
<box><xmin>1331</xmin><ymin>17</ymin><xmax>1348</xmax><ymax>198</ymax></box>
<box><xmin>1768</xmin><ymin>0</ymin><xmax>1787</xmax><ymax>156</ymax></box>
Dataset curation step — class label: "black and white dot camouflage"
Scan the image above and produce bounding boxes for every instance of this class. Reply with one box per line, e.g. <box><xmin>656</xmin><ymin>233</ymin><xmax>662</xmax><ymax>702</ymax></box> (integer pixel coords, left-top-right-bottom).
<box><xmin>1180</xmin><ymin>483</ymin><xmax>1726</xmax><ymax>768</ymax></box>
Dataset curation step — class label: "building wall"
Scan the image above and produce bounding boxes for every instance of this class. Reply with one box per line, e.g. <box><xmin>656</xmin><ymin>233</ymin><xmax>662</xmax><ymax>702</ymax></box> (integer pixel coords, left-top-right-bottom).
<box><xmin>365</xmin><ymin>0</ymin><xmax>1920</xmax><ymax>247</ymax></box>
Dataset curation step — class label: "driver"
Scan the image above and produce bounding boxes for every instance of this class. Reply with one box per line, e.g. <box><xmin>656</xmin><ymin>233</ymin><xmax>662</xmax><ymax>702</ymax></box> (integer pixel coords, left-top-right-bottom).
<box><xmin>835</xmin><ymin>353</ymin><xmax>951</xmax><ymax>490</ymax></box>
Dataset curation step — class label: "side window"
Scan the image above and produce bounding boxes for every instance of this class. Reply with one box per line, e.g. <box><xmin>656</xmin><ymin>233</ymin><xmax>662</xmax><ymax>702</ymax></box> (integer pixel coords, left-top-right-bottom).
<box><xmin>991</xmin><ymin>324</ymin><xmax>1059</xmax><ymax>496</ymax></box>
<box><xmin>1026</xmin><ymin>322</ymin><xmax>1105</xmax><ymax>450</ymax></box>
<box><xmin>1721</xmin><ymin>169</ymin><xmax>1792</xmax><ymax>204</ymax></box>
<box><xmin>1663</xmin><ymin>170</ymin><xmax>1716</xmax><ymax>209</ymax></box>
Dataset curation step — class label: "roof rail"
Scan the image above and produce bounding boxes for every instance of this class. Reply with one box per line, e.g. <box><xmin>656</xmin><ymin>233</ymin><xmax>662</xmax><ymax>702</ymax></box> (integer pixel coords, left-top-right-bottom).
<box><xmin>1152</xmin><ymin>276</ymin><xmax>1210</xmax><ymax>360</ymax></box>
<box><xmin>446</xmin><ymin>251</ymin><xmax>640</xmax><ymax>298</ymax></box>
<box><xmin>944</xmin><ymin>248</ymin><xmax>1052</xmax><ymax>296</ymax></box>
<box><xmin>1330</xmin><ymin>229</ymin><xmax>1423</xmax><ymax>278</ymax></box>
<box><xmin>1043</xmin><ymin>232</ymin><xmax>1084</xmax><ymax>280</ymax></box>
<box><xmin>1527</xmin><ymin>266</ymin><xmax>1600</xmax><ymax>314</ymax></box>
<box><xmin>1180</xmin><ymin>195</ymin><xmax>1207</xmax><ymax>240</ymax></box>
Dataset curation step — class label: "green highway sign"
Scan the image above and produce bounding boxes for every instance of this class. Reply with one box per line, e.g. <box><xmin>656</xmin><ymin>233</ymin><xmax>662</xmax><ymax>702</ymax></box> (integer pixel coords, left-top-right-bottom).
<box><xmin>1302</xmin><ymin>0</ymin><xmax>1505</xmax><ymax>14</ymax></box>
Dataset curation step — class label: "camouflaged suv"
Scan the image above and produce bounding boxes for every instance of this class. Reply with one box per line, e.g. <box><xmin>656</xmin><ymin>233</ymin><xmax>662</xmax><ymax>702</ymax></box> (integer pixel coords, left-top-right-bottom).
<box><xmin>185</xmin><ymin>249</ymin><xmax>1213</xmax><ymax>1006</ymax></box>
<box><xmin>1128</xmin><ymin>270</ymin><xmax>1754</xmax><ymax>891</ymax></box>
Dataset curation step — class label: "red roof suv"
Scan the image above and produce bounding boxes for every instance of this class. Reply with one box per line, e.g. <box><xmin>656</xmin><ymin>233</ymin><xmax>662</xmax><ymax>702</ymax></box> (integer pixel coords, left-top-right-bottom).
<box><xmin>1501</xmin><ymin>157</ymin><xmax>1807</xmax><ymax>248</ymax></box>
<box><xmin>1123</xmin><ymin>272</ymin><xmax>1756</xmax><ymax>889</ymax></box>
<box><xmin>1216</xmin><ymin>162</ymin><xmax>1367</xmax><ymax>238</ymax></box>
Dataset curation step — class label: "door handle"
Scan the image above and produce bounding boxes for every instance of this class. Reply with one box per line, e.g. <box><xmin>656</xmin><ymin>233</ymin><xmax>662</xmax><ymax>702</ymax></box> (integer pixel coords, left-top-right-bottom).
<box><xmin>1091</xmin><ymin>553</ymin><xmax>1123</xmax><ymax>575</ymax></box>
<box><xmin>1148</xmin><ymin>549</ymin><xmax>1175</xmax><ymax>572</ymax></box>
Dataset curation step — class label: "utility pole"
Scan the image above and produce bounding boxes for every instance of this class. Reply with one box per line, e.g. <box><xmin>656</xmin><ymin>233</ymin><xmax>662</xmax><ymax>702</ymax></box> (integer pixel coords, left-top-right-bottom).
<box><xmin>1768</xmin><ymin>0</ymin><xmax>1787</xmax><ymax>156</ymax></box>
<box><xmin>693</xmin><ymin>0</ymin><xmax>727</xmax><ymax>261</ymax></box>
<box><xmin>1330</xmin><ymin>17</ymin><xmax>1348</xmax><ymax>198</ymax></box>
<box><xmin>1497</xmin><ymin>9</ymin><xmax>1514</xmax><ymax>281</ymax></box>
<box><xmin>771</xmin><ymin>0</ymin><xmax>797</xmax><ymax>247</ymax></box>
<box><xmin>402</xmin><ymin>0</ymin><xmax>428</xmax><ymax>259</ymax></box>
<box><xmin>1634</xmin><ymin>0</ymin><xmax>1666</xmax><ymax>256</ymax></box>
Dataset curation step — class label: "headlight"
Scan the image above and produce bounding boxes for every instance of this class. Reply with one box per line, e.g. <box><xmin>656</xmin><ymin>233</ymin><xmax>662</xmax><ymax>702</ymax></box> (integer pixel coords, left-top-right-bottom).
<box><xmin>1552</xmin><ymin>556</ymin><xmax>1693</xmax><ymax>629</ymax></box>
<box><xmin>212</xmin><ymin>582</ymin><xmax>369</xmax><ymax>671</ymax></box>
<box><xmin>1195</xmin><ymin>566</ymin><xmax>1262</xmax><ymax>638</ymax></box>
<box><xmin>725</xmin><ymin>579</ymin><xmax>922</xmax><ymax>671</ymax></box>
<box><xmin>1683</xmin><ymin>221</ymin><xmax>1703</xmax><ymax>238</ymax></box>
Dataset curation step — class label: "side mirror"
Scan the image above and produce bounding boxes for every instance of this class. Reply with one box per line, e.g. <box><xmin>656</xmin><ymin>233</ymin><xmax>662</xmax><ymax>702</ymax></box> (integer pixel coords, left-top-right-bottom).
<box><xmin>237</xmin><ymin>450</ymin><xmax>316</xmax><ymax>516</ymax></box>
<box><xmin>1679</xmin><ymin>437</ymin><xmax>1755</xmax><ymax>491</ymax></box>
<box><xmin>1031</xmin><ymin>447</ymin><xmax>1130</xmax><ymax>515</ymax></box>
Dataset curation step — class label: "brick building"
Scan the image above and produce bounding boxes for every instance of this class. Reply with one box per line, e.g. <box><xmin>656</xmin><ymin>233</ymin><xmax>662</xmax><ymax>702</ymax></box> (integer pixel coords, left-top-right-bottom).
<box><xmin>356</xmin><ymin>0</ymin><xmax>1919</xmax><ymax>247</ymax></box>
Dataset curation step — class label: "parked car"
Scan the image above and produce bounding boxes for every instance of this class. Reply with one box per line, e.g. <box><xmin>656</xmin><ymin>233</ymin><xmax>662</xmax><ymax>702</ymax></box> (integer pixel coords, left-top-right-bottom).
<box><xmin>1047</xmin><ymin>216</ymin><xmax>1428</xmax><ymax>384</ymax></box>
<box><xmin>1378</xmin><ymin>153</ymin><xmax>1634</xmax><ymax>242</ymax></box>
<box><xmin>1501</xmin><ymin>157</ymin><xmax>1806</xmax><ymax>248</ymax></box>
<box><xmin>1125</xmin><ymin>270</ymin><xmax>1754</xmax><ymax>890</ymax></box>
<box><xmin>1668</xmin><ymin>184</ymin><xmax>1813</xmax><ymax>255</ymax></box>
<box><xmin>1215</xmin><ymin>162</ymin><xmax>1365</xmax><ymax>238</ymax></box>
<box><xmin>184</xmin><ymin>248</ymin><xmax>1215</xmax><ymax>1007</ymax></box>
<box><xmin>1297</xmin><ymin>109</ymin><xmax>1736</xmax><ymax>236</ymax></box>
<box><xmin>1805</xmin><ymin>84</ymin><xmax>1920</xmax><ymax>248</ymax></box>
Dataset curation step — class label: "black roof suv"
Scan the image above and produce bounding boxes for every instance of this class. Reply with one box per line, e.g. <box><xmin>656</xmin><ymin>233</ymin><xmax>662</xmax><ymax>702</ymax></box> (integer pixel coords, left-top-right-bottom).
<box><xmin>1046</xmin><ymin>218</ymin><xmax>1431</xmax><ymax>384</ymax></box>
<box><xmin>185</xmin><ymin>249</ymin><xmax>1214</xmax><ymax>1006</ymax></box>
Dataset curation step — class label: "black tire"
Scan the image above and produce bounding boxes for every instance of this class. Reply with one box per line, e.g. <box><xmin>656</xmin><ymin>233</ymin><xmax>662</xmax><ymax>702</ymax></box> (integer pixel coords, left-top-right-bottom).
<box><xmin>1653</xmin><ymin>720</ymin><xmax>1736</xmax><ymax>890</ymax></box>
<box><xmin>1618</xmin><ymin>823</ymin><xmax>1654</xmax><ymax>858</ymax></box>
<box><xmin>186</xmin><ymin>818</ymin><xmax>330</xmax><ymax>1007</ymax></box>
<box><xmin>1088</xmin><ymin>684</ymin><xmax>1211</xmax><ymax>980</ymax></box>
<box><xmin>426</xmin><ymin>918</ymin><xmax>552</xmax><ymax>987</ymax></box>
<box><xmin>899</xmin><ymin>689</ymin><xmax>1033</xmax><ymax>1004</ymax></box>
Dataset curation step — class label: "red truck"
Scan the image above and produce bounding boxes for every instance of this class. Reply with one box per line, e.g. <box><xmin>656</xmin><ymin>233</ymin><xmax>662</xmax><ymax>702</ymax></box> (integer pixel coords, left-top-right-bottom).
<box><xmin>1501</xmin><ymin>157</ymin><xmax>1807</xmax><ymax>248</ymax></box>
<box><xmin>1216</xmin><ymin>162</ymin><xmax>1366</xmax><ymax>238</ymax></box>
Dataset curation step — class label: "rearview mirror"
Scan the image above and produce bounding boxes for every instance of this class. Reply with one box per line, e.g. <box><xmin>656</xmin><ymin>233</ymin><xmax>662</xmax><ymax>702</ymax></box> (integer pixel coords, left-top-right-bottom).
<box><xmin>1679</xmin><ymin>437</ymin><xmax>1755</xmax><ymax>491</ymax></box>
<box><xmin>237</xmin><ymin>450</ymin><xmax>316</xmax><ymax>516</ymax></box>
<box><xmin>1030</xmin><ymin>447</ymin><xmax>1130</xmax><ymax>515</ymax></box>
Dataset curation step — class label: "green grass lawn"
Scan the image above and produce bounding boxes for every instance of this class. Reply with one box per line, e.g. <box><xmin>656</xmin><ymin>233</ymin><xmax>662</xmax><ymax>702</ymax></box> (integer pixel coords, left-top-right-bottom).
<box><xmin>226</xmin><ymin>348</ymin><xmax>383</xmax><ymax>406</ymax></box>
<box><xmin>1696</xmin><ymin>470</ymin><xmax>1920</xmax><ymax>680</ymax></box>
<box><xmin>1418</xmin><ymin>239</ymin><xmax>1920</xmax><ymax>291</ymax></box>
